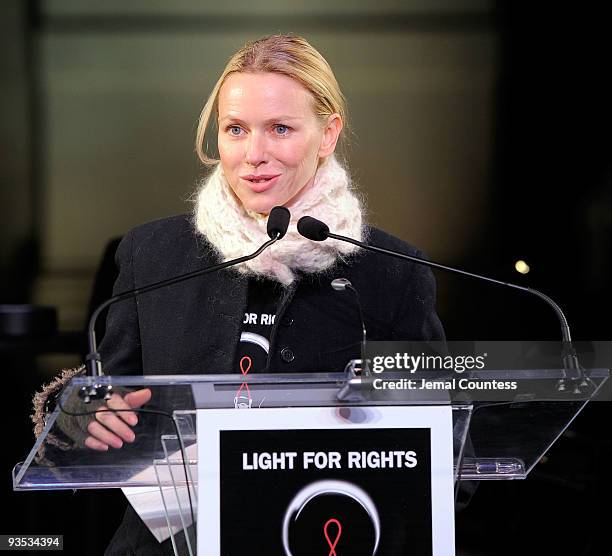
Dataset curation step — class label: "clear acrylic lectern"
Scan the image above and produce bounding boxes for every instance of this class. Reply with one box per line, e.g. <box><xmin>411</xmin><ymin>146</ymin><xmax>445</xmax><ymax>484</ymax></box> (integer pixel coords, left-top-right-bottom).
<box><xmin>13</xmin><ymin>367</ymin><xmax>609</xmax><ymax>555</ymax></box>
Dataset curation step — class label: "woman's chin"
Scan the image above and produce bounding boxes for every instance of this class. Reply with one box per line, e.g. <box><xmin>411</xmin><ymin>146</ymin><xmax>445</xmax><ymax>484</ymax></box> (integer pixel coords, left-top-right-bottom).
<box><xmin>241</xmin><ymin>198</ymin><xmax>280</xmax><ymax>216</ymax></box>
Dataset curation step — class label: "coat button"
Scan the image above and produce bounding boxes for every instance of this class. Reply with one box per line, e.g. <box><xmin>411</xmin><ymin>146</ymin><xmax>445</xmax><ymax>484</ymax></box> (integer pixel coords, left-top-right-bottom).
<box><xmin>280</xmin><ymin>347</ymin><xmax>295</xmax><ymax>363</ymax></box>
<box><xmin>281</xmin><ymin>315</ymin><xmax>294</xmax><ymax>326</ymax></box>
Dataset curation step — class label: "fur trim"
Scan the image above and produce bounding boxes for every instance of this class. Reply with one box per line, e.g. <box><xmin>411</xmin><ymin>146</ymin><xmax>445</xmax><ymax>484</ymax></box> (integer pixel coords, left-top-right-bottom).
<box><xmin>193</xmin><ymin>155</ymin><xmax>365</xmax><ymax>285</ymax></box>
<box><xmin>32</xmin><ymin>365</ymin><xmax>84</xmax><ymax>441</ymax></box>
<box><xmin>32</xmin><ymin>367</ymin><xmax>131</xmax><ymax>461</ymax></box>
<box><xmin>32</xmin><ymin>365</ymin><xmax>86</xmax><ymax>460</ymax></box>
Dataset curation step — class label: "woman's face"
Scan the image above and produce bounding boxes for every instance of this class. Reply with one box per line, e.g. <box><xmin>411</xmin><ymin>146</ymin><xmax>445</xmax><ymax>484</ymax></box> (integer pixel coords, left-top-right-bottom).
<box><xmin>217</xmin><ymin>72</ymin><xmax>341</xmax><ymax>214</ymax></box>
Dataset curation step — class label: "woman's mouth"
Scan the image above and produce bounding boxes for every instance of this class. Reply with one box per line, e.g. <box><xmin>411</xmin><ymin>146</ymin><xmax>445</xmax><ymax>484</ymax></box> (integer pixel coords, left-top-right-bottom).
<box><xmin>240</xmin><ymin>174</ymin><xmax>281</xmax><ymax>193</ymax></box>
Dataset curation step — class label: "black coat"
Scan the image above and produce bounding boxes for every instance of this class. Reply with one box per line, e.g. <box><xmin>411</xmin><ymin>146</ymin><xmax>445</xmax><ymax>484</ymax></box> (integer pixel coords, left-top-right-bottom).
<box><xmin>99</xmin><ymin>214</ymin><xmax>444</xmax><ymax>376</ymax></box>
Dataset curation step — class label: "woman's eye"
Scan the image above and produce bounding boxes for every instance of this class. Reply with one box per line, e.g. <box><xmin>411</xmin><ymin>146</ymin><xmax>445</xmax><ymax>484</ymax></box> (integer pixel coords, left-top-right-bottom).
<box><xmin>228</xmin><ymin>126</ymin><xmax>242</xmax><ymax>136</ymax></box>
<box><xmin>274</xmin><ymin>124</ymin><xmax>289</xmax><ymax>135</ymax></box>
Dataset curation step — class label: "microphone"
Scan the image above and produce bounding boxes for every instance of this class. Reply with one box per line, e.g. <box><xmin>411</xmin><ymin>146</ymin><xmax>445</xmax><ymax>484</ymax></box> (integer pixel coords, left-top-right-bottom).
<box><xmin>297</xmin><ymin>216</ymin><xmax>329</xmax><ymax>241</ymax></box>
<box><xmin>298</xmin><ymin>215</ymin><xmax>581</xmax><ymax>374</ymax></box>
<box><xmin>331</xmin><ymin>278</ymin><xmax>369</xmax><ymax>375</ymax></box>
<box><xmin>83</xmin><ymin>206</ymin><xmax>291</xmax><ymax>392</ymax></box>
<box><xmin>267</xmin><ymin>206</ymin><xmax>290</xmax><ymax>240</ymax></box>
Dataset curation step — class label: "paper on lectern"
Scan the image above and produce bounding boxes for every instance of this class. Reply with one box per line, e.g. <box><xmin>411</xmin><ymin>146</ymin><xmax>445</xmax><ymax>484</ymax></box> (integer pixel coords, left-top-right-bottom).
<box><xmin>121</xmin><ymin>443</ymin><xmax>197</xmax><ymax>543</ymax></box>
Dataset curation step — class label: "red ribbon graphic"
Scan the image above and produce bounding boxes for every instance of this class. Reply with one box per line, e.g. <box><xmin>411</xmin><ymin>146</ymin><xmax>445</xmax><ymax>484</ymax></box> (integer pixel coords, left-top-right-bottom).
<box><xmin>324</xmin><ymin>518</ymin><xmax>342</xmax><ymax>556</ymax></box>
<box><xmin>235</xmin><ymin>356</ymin><xmax>252</xmax><ymax>400</ymax></box>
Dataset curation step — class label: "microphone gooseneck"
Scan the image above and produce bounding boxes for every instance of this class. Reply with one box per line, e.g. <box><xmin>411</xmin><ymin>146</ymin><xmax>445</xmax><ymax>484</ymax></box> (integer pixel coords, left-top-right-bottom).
<box><xmin>84</xmin><ymin>207</ymin><xmax>291</xmax><ymax>385</ymax></box>
<box><xmin>297</xmin><ymin>216</ymin><xmax>580</xmax><ymax>373</ymax></box>
<box><xmin>331</xmin><ymin>278</ymin><xmax>368</xmax><ymax>375</ymax></box>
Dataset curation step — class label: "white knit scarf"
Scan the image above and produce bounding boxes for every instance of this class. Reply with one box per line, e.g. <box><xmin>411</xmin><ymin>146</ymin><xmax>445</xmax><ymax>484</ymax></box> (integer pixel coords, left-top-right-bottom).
<box><xmin>193</xmin><ymin>155</ymin><xmax>364</xmax><ymax>285</ymax></box>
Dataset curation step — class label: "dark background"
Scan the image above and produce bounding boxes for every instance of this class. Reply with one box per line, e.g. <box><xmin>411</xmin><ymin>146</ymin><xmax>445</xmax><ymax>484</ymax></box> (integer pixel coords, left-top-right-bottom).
<box><xmin>1</xmin><ymin>2</ymin><xmax>610</xmax><ymax>554</ymax></box>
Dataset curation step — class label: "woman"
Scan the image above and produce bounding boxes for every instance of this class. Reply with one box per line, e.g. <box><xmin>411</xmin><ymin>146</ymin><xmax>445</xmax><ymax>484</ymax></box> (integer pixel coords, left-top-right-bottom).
<box><xmin>39</xmin><ymin>34</ymin><xmax>445</xmax><ymax>554</ymax></box>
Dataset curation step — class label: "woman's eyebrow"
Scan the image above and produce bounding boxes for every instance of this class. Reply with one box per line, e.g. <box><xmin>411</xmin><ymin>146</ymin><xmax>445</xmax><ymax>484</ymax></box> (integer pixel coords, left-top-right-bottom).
<box><xmin>263</xmin><ymin>116</ymin><xmax>302</xmax><ymax>123</ymax></box>
<box><xmin>218</xmin><ymin>115</ymin><xmax>246</xmax><ymax>125</ymax></box>
<box><xmin>219</xmin><ymin>115</ymin><xmax>303</xmax><ymax>125</ymax></box>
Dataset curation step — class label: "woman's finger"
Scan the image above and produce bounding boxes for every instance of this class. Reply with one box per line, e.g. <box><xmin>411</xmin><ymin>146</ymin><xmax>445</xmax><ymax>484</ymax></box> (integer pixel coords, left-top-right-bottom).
<box><xmin>84</xmin><ymin>435</ymin><xmax>109</xmax><ymax>451</ymax></box>
<box><xmin>106</xmin><ymin>393</ymin><xmax>139</xmax><ymax>426</ymax></box>
<box><xmin>94</xmin><ymin>408</ymin><xmax>136</xmax><ymax>443</ymax></box>
<box><xmin>87</xmin><ymin>419</ymin><xmax>124</xmax><ymax>449</ymax></box>
<box><xmin>124</xmin><ymin>388</ymin><xmax>152</xmax><ymax>410</ymax></box>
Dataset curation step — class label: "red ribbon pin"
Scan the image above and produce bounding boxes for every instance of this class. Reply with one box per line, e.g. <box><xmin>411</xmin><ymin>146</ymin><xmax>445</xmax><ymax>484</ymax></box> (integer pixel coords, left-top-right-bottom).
<box><xmin>235</xmin><ymin>355</ymin><xmax>252</xmax><ymax>400</ymax></box>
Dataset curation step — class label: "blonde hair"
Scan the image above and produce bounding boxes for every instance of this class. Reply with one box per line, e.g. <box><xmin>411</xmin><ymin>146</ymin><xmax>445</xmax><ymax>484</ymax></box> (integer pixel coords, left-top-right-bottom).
<box><xmin>195</xmin><ymin>34</ymin><xmax>347</xmax><ymax>166</ymax></box>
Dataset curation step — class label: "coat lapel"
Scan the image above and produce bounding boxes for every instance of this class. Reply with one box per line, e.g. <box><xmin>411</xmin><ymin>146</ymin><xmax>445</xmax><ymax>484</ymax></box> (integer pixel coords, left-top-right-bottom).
<box><xmin>179</xmin><ymin>236</ymin><xmax>247</xmax><ymax>374</ymax></box>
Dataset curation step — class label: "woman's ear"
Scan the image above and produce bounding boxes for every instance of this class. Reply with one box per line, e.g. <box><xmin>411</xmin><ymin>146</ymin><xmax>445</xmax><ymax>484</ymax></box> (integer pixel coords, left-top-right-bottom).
<box><xmin>318</xmin><ymin>114</ymin><xmax>343</xmax><ymax>158</ymax></box>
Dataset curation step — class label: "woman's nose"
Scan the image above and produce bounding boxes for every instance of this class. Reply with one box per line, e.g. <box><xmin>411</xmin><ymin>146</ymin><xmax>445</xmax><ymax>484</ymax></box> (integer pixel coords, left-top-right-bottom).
<box><xmin>245</xmin><ymin>132</ymin><xmax>267</xmax><ymax>166</ymax></box>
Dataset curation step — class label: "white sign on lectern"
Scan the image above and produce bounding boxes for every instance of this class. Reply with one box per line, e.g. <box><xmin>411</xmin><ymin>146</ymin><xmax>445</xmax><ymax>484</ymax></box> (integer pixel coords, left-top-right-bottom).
<box><xmin>197</xmin><ymin>405</ymin><xmax>455</xmax><ymax>555</ymax></box>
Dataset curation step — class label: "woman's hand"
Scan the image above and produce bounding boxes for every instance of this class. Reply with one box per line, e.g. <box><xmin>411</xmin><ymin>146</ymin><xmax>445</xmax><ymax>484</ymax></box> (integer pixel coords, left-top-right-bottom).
<box><xmin>84</xmin><ymin>388</ymin><xmax>152</xmax><ymax>451</ymax></box>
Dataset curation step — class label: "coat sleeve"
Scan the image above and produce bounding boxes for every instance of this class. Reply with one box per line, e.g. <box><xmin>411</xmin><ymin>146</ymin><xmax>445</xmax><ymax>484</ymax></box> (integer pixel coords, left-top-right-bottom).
<box><xmin>31</xmin><ymin>230</ymin><xmax>143</xmax><ymax>453</ymax></box>
<box><xmin>98</xmin><ymin>229</ymin><xmax>144</xmax><ymax>375</ymax></box>
<box><xmin>390</xmin><ymin>250</ymin><xmax>446</xmax><ymax>342</ymax></box>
